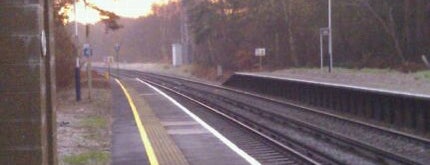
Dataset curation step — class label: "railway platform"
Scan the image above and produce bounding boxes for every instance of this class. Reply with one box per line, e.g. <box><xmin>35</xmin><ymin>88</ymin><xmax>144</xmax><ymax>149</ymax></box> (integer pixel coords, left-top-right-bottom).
<box><xmin>111</xmin><ymin>77</ymin><xmax>256</xmax><ymax>165</ymax></box>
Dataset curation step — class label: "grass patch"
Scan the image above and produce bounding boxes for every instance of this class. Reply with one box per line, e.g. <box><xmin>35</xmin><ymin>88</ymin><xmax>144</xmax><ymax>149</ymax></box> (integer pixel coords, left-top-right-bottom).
<box><xmin>415</xmin><ymin>70</ymin><xmax>430</xmax><ymax>82</ymax></box>
<box><xmin>63</xmin><ymin>151</ymin><xmax>109</xmax><ymax>165</ymax></box>
<box><xmin>80</xmin><ymin>117</ymin><xmax>107</xmax><ymax>129</ymax></box>
<box><xmin>286</xmin><ymin>67</ymin><xmax>395</xmax><ymax>74</ymax></box>
<box><xmin>162</xmin><ymin>64</ymin><xmax>170</xmax><ymax>70</ymax></box>
<box><xmin>359</xmin><ymin>68</ymin><xmax>393</xmax><ymax>74</ymax></box>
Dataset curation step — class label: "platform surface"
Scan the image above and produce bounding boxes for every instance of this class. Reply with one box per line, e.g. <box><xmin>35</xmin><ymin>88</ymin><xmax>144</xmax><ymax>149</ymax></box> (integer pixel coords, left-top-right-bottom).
<box><xmin>112</xmin><ymin>80</ymin><xmax>149</xmax><ymax>165</ymax></box>
<box><xmin>111</xmin><ymin>78</ymin><xmax>252</xmax><ymax>165</ymax></box>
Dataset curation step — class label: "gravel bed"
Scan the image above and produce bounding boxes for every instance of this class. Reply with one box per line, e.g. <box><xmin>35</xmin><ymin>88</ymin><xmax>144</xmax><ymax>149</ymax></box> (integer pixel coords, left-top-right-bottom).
<box><xmin>185</xmin><ymin>88</ymin><xmax>376</xmax><ymax>165</ymax></box>
<box><xmin>158</xmin><ymin>86</ymin><xmax>301</xmax><ymax>165</ymax></box>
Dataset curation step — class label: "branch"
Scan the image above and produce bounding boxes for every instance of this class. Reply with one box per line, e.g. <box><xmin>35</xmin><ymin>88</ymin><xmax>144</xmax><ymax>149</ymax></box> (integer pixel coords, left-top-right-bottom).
<box><xmin>85</xmin><ymin>1</ymin><xmax>123</xmax><ymax>32</ymax></box>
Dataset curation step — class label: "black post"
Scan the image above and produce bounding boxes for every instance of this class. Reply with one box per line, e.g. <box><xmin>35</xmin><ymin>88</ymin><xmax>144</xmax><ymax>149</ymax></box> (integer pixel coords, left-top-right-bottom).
<box><xmin>75</xmin><ymin>58</ymin><xmax>81</xmax><ymax>101</ymax></box>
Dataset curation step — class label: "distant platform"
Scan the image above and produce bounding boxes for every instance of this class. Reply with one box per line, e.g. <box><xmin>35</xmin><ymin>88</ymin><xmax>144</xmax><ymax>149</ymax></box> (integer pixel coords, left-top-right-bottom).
<box><xmin>234</xmin><ymin>72</ymin><xmax>430</xmax><ymax>99</ymax></box>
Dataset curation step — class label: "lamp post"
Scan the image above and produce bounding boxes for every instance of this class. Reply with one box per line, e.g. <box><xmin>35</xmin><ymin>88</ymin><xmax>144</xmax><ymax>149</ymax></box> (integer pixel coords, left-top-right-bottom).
<box><xmin>115</xmin><ymin>43</ymin><xmax>121</xmax><ymax>75</ymax></box>
<box><xmin>74</xmin><ymin>0</ymin><xmax>81</xmax><ymax>101</ymax></box>
<box><xmin>328</xmin><ymin>0</ymin><xmax>333</xmax><ymax>73</ymax></box>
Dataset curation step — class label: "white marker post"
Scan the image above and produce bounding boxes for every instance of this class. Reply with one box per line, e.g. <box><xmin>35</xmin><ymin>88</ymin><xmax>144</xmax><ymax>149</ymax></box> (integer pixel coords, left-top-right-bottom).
<box><xmin>320</xmin><ymin>27</ymin><xmax>330</xmax><ymax>71</ymax></box>
<box><xmin>255</xmin><ymin>48</ymin><xmax>266</xmax><ymax>71</ymax></box>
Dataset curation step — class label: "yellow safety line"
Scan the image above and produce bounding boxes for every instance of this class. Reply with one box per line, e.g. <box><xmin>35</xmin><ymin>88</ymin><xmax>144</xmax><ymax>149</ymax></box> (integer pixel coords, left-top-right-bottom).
<box><xmin>115</xmin><ymin>79</ymin><xmax>159</xmax><ymax>165</ymax></box>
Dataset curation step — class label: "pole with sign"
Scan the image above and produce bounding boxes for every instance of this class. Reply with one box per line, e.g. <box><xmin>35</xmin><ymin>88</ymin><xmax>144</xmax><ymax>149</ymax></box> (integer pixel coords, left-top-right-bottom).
<box><xmin>83</xmin><ymin>43</ymin><xmax>93</xmax><ymax>101</ymax></box>
<box><xmin>114</xmin><ymin>43</ymin><xmax>121</xmax><ymax>75</ymax></box>
<box><xmin>255</xmin><ymin>48</ymin><xmax>266</xmax><ymax>71</ymax></box>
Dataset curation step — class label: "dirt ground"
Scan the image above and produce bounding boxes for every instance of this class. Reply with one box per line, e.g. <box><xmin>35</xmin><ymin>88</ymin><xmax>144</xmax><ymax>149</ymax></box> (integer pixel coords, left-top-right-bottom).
<box><xmin>56</xmin><ymin>75</ymin><xmax>112</xmax><ymax>165</ymax></box>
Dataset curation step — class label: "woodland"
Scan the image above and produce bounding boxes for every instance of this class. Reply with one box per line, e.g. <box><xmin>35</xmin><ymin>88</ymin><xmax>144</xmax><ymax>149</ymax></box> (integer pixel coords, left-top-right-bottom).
<box><xmin>54</xmin><ymin>0</ymin><xmax>430</xmax><ymax>87</ymax></box>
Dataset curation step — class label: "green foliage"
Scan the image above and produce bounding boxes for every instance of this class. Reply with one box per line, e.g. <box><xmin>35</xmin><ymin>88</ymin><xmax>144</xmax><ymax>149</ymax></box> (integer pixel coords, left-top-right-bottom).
<box><xmin>359</xmin><ymin>68</ymin><xmax>394</xmax><ymax>74</ymax></box>
<box><xmin>63</xmin><ymin>151</ymin><xmax>109</xmax><ymax>165</ymax></box>
<box><xmin>415</xmin><ymin>71</ymin><xmax>430</xmax><ymax>82</ymax></box>
<box><xmin>80</xmin><ymin>117</ymin><xmax>107</xmax><ymax>129</ymax></box>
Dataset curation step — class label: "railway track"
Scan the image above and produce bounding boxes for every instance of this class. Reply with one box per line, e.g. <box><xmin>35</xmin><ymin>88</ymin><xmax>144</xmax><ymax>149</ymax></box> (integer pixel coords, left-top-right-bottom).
<box><xmin>118</xmin><ymin>70</ymin><xmax>430</xmax><ymax>165</ymax></box>
<box><xmin>133</xmin><ymin>78</ymin><xmax>325</xmax><ymax>165</ymax></box>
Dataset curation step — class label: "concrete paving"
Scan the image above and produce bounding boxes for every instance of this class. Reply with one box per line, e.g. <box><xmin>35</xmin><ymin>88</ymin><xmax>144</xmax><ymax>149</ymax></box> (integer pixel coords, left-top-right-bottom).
<box><xmin>111</xmin><ymin>77</ymin><xmax>252</xmax><ymax>165</ymax></box>
<box><xmin>111</xmin><ymin>81</ymin><xmax>149</xmax><ymax>165</ymax></box>
<box><xmin>125</xmin><ymin>79</ymin><xmax>250</xmax><ymax>165</ymax></box>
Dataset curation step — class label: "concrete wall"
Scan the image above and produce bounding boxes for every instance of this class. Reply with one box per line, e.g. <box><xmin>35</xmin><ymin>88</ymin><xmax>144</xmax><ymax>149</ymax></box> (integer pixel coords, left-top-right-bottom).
<box><xmin>224</xmin><ymin>73</ymin><xmax>430</xmax><ymax>133</ymax></box>
<box><xmin>0</xmin><ymin>0</ymin><xmax>56</xmax><ymax>164</ymax></box>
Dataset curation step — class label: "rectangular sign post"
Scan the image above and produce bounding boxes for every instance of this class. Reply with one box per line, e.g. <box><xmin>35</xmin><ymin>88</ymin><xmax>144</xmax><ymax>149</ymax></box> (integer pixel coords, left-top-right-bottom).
<box><xmin>255</xmin><ymin>48</ymin><xmax>266</xmax><ymax>71</ymax></box>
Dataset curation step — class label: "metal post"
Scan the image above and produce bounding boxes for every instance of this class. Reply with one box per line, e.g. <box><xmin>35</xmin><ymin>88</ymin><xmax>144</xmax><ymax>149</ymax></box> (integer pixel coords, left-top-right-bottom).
<box><xmin>88</xmin><ymin>56</ymin><xmax>92</xmax><ymax>101</ymax></box>
<box><xmin>422</xmin><ymin>55</ymin><xmax>430</xmax><ymax>68</ymax></box>
<box><xmin>75</xmin><ymin>58</ymin><xmax>81</xmax><ymax>101</ymax></box>
<box><xmin>328</xmin><ymin>0</ymin><xmax>333</xmax><ymax>73</ymax></box>
<box><xmin>320</xmin><ymin>33</ymin><xmax>324</xmax><ymax>71</ymax></box>
<box><xmin>114</xmin><ymin>43</ymin><xmax>121</xmax><ymax>76</ymax></box>
<box><xmin>116</xmin><ymin>51</ymin><xmax>120</xmax><ymax>76</ymax></box>
<box><xmin>259</xmin><ymin>56</ymin><xmax>263</xmax><ymax>71</ymax></box>
<box><xmin>74</xmin><ymin>0</ymin><xmax>81</xmax><ymax>101</ymax></box>
<box><xmin>108</xmin><ymin>58</ymin><xmax>111</xmax><ymax>78</ymax></box>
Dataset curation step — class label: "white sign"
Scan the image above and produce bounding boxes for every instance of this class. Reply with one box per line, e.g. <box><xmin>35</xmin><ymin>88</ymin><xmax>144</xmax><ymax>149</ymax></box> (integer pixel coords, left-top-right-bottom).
<box><xmin>83</xmin><ymin>44</ymin><xmax>92</xmax><ymax>57</ymax></box>
<box><xmin>320</xmin><ymin>27</ymin><xmax>330</xmax><ymax>36</ymax></box>
<box><xmin>40</xmin><ymin>30</ymin><xmax>47</xmax><ymax>57</ymax></box>
<box><xmin>255</xmin><ymin>48</ymin><xmax>266</xmax><ymax>56</ymax></box>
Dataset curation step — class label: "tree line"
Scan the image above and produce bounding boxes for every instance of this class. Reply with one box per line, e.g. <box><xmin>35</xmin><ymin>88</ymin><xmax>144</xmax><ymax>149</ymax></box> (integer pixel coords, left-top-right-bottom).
<box><xmin>176</xmin><ymin>0</ymin><xmax>430</xmax><ymax>71</ymax></box>
<box><xmin>54</xmin><ymin>0</ymin><xmax>430</xmax><ymax>87</ymax></box>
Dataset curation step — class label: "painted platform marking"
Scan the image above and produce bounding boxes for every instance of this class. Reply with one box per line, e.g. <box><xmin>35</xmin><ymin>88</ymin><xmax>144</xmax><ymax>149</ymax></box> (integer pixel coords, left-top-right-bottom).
<box><xmin>139</xmin><ymin>93</ymin><xmax>158</xmax><ymax>96</ymax></box>
<box><xmin>115</xmin><ymin>79</ymin><xmax>159</xmax><ymax>165</ymax></box>
<box><xmin>162</xmin><ymin>121</ymin><xmax>208</xmax><ymax>135</ymax></box>
<box><xmin>136</xmin><ymin>78</ymin><xmax>261</xmax><ymax>165</ymax></box>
